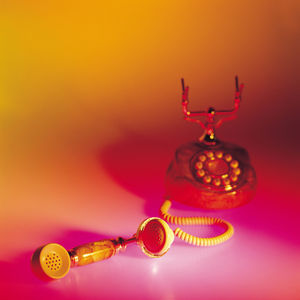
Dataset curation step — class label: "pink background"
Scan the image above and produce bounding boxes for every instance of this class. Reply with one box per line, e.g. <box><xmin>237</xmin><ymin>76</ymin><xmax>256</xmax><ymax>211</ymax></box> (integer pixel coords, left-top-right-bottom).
<box><xmin>1</xmin><ymin>1</ymin><xmax>299</xmax><ymax>299</ymax></box>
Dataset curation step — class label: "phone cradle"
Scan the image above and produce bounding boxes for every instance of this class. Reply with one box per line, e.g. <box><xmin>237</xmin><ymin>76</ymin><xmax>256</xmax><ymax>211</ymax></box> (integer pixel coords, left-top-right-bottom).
<box><xmin>165</xmin><ymin>77</ymin><xmax>256</xmax><ymax>209</ymax></box>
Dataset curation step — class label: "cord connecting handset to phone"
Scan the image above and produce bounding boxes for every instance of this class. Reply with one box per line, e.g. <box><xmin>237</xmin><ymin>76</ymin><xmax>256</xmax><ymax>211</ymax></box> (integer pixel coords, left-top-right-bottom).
<box><xmin>160</xmin><ymin>200</ymin><xmax>233</xmax><ymax>246</ymax></box>
<box><xmin>32</xmin><ymin>203</ymin><xmax>233</xmax><ymax>280</ymax></box>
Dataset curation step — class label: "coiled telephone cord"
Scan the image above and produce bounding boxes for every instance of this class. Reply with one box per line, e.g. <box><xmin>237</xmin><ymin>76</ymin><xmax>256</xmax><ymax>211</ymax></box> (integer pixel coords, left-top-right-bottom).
<box><xmin>159</xmin><ymin>200</ymin><xmax>234</xmax><ymax>246</ymax></box>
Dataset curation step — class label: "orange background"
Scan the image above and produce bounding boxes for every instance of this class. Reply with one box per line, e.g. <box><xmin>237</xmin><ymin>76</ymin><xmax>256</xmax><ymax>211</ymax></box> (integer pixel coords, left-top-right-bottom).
<box><xmin>0</xmin><ymin>1</ymin><xmax>299</xmax><ymax>299</ymax></box>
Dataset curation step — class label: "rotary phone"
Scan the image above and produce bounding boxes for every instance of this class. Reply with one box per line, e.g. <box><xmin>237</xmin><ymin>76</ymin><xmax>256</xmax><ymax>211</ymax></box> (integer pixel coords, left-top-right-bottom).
<box><xmin>32</xmin><ymin>77</ymin><xmax>253</xmax><ymax>280</ymax></box>
<box><xmin>165</xmin><ymin>76</ymin><xmax>257</xmax><ymax>209</ymax></box>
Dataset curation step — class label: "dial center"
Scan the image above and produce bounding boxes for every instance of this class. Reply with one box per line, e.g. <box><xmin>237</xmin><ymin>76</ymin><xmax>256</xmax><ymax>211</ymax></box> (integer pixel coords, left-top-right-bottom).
<box><xmin>206</xmin><ymin>158</ymin><xmax>229</xmax><ymax>176</ymax></box>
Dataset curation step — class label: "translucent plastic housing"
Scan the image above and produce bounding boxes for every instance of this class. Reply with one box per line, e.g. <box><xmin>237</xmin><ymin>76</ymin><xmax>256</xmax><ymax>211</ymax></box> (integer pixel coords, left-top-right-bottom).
<box><xmin>69</xmin><ymin>240</ymin><xmax>117</xmax><ymax>267</ymax></box>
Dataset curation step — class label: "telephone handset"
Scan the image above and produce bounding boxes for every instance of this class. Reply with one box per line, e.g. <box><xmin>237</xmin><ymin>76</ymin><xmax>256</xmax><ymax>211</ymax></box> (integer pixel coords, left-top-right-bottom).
<box><xmin>31</xmin><ymin>218</ymin><xmax>175</xmax><ymax>280</ymax></box>
<box><xmin>165</xmin><ymin>76</ymin><xmax>256</xmax><ymax>209</ymax></box>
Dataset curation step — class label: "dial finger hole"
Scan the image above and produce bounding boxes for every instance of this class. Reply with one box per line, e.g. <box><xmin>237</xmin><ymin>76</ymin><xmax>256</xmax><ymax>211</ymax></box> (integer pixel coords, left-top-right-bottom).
<box><xmin>215</xmin><ymin>151</ymin><xmax>223</xmax><ymax>158</ymax></box>
<box><xmin>230</xmin><ymin>160</ymin><xmax>239</xmax><ymax>168</ymax></box>
<box><xmin>195</xmin><ymin>161</ymin><xmax>203</xmax><ymax>169</ymax></box>
<box><xmin>231</xmin><ymin>175</ymin><xmax>238</xmax><ymax>182</ymax></box>
<box><xmin>206</xmin><ymin>151</ymin><xmax>214</xmax><ymax>158</ymax></box>
<box><xmin>204</xmin><ymin>175</ymin><xmax>212</xmax><ymax>184</ymax></box>
<box><xmin>197</xmin><ymin>169</ymin><xmax>205</xmax><ymax>177</ymax></box>
<box><xmin>199</xmin><ymin>154</ymin><xmax>206</xmax><ymax>162</ymax></box>
<box><xmin>213</xmin><ymin>178</ymin><xmax>221</xmax><ymax>186</ymax></box>
<box><xmin>223</xmin><ymin>178</ymin><xmax>231</xmax><ymax>186</ymax></box>
<box><xmin>233</xmin><ymin>168</ymin><xmax>241</xmax><ymax>175</ymax></box>
<box><xmin>224</xmin><ymin>154</ymin><xmax>232</xmax><ymax>162</ymax></box>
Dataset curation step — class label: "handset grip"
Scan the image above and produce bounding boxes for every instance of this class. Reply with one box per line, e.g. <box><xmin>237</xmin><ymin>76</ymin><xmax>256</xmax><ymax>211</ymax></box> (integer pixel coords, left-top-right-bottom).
<box><xmin>69</xmin><ymin>239</ymin><xmax>121</xmax><ymax>267</ymax></box>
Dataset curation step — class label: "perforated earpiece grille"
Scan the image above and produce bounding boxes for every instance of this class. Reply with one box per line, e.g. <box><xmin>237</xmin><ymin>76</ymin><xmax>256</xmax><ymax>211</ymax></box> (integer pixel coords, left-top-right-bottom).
<box><xmin>31</xmin><ymin>243</ymin><xmax>71</xmax><ymax>280</ymax></box>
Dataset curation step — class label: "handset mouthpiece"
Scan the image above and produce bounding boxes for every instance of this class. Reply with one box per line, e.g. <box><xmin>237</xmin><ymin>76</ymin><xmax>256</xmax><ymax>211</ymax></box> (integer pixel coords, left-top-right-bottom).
<box><xmin>136</xmin><ymin>217</ymin><xmax>174</xmax><ymax>258</ymax></box>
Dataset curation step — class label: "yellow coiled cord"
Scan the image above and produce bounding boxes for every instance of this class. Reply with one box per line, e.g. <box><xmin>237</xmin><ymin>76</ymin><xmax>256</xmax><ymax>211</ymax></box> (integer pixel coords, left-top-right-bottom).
<box><xmin>159</xmin><ymin>200</ymin><xmax>234</xmax><ymax>246</ymax></box>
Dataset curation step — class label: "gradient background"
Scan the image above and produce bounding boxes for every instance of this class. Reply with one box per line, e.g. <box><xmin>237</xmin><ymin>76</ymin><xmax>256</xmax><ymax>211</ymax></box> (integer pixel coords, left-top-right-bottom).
<box><xmin>0</xmin><ymin>1</ymin><xmax>300</xmax><ymax>299</ymax></box>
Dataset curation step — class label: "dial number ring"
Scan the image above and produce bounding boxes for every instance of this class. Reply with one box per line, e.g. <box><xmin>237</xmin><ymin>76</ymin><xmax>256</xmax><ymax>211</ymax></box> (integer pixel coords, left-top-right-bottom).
<box><xmin>194</xmin><ymin>151</ymin><xmax>242</xmax><ymax>191</ymax></box>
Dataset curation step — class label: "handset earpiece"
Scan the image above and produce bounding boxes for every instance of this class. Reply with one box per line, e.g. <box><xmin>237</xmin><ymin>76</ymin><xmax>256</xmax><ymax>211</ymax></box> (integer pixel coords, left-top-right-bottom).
<box><xmin>31</xmin><ymin>243</ymin><xmax>71</xmax><ymax>280</ymax></box>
